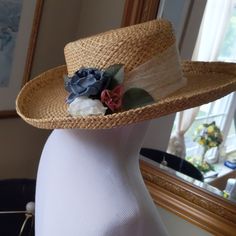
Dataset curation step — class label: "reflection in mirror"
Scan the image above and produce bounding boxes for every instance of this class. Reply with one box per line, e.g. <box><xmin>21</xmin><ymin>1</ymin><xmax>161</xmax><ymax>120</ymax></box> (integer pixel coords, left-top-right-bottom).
<box><xmin>155</xmin><ymin>0</ymin><xmax>236</xmax><ymax>204</ymax></box>
<box><xmin>139</xmin><ymin>93</ymin><xmax>236</xmax><ymax>204</ymax></box>
<box><xmin>140</xmin><ymin>150</ymin><xmax>236</xmax><ymax>204</ymax></box>
<box><xmin>165</xmin><ymin>94</ymin><xmax>236</xmax><ymax>204</ymax></box>
<box><xmin>140</xmin><ymin>155</ymin><xmax>224</xmax><ymax>198</ymax></box>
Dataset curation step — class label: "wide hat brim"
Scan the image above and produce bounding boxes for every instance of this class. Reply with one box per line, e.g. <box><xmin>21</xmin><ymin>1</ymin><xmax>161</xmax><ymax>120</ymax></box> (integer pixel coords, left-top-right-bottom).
<box><xmin>16</xmin><ymin>61</ymin><xmax>236</xmax><ymax>129</ymax></box>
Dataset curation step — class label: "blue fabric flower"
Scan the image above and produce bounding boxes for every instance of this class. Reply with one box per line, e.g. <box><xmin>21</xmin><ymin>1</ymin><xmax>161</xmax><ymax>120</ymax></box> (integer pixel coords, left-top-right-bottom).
<box><xmin>65</xmin><ymin>68</ymin><xmax>110</xmax><ymax>103</ymax></box>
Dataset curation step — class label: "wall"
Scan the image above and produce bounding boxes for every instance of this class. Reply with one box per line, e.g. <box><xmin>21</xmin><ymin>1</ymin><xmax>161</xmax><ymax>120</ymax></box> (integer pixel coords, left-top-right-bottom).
<box><xmin>157</xmin><ymin>206</ymin><xmax>213</xmax><ymax>236</ymax></box>
<box><xmin>0</xmin><ymin>118</ymin><xmax>49</xmax><ymax>179</ymax></box>
<box><xmin>76</xmin><ymin>0</ymin><xmax>125</xmax><ymax>38</ymax></box>
<box><xmin>31</xmin><ymin>0</ymin><xmax>82</xmax><ymax>77</ymax></box>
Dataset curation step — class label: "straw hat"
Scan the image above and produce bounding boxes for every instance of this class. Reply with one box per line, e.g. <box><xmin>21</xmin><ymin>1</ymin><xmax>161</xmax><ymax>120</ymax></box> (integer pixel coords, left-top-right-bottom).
<box><xmin>16</xmin><ymin>20</ymin><xmax>236</xmax><ymax>129</ymax></box>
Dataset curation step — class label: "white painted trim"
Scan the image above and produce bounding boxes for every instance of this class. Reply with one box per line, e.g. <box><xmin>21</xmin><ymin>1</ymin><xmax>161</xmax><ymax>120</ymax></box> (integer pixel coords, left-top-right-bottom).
<box><xmin>222</xmin><ymin>93</ymin><xmax>236</xmax><ymax>150</ymax></box>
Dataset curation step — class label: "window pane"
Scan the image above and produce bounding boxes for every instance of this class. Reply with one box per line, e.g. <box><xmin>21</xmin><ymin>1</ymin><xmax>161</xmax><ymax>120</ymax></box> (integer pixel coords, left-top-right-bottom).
<box><xmin>218</xmin><ymin>2</ymin><xmax>236</xmax><ymax>62</ymax></box>
<box><xmin>225</xmin><ymin>117</ymin><xmax>236</xmax><ymax>152</ymax></box>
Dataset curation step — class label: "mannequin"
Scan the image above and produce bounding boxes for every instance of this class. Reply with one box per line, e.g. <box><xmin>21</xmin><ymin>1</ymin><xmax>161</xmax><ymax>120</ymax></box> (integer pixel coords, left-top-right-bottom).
<box><xmin>36</xmin><ymin>121</ymin><xmax>168</xmax><ymax>235</ymax></box>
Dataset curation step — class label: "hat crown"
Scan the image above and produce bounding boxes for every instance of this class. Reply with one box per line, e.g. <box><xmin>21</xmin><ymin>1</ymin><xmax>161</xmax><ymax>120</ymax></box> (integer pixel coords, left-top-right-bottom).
<box><xmin>64</xmin><ymin>20</ymin><xmax>175</xmax><ymax>75</ymax></box>
<box><xmin>64</xmin><ymin>20</ymin><xmax>185</xmax><ymax>101</ymax></box>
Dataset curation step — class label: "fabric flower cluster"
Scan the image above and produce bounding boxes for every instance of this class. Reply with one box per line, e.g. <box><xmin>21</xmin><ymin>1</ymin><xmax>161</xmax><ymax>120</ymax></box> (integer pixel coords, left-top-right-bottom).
<box><xmin>193</xmin><ymin>121</ymin><xmax>223</xmax><ymax>150</ymax></box>
<box><xmin>65</xmin><ymin>65</ymin><xmax>124</xmax><ymax>116</ymax></box>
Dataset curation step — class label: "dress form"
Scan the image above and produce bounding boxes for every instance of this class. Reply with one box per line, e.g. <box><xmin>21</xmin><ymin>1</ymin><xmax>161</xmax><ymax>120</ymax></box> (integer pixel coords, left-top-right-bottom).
<box><xmin>35</xmin><ymin>121</ymin><xmax>168</xmax><ymax>236</ymax></box>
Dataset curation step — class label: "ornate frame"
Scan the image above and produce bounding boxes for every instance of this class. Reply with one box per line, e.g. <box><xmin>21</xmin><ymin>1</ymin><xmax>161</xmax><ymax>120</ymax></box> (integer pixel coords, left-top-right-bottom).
<box><xmin>121</xmin><ymin>0</ymin><xmax>236</xmax><ymax>235</ymax></box>
<box><xmin>0</xmin><ymin>0</ymin><xmax>43</xmax><ymax>118</ymax></box>
<box><xmin>121</xmin><ymin>0</ymin><xmax>160</xmax><ymax>27</ymax></box>
<box><xmin>141</xmin><ymin>160</ymin><xmax>236</xmax><ymax>236</ymax></box>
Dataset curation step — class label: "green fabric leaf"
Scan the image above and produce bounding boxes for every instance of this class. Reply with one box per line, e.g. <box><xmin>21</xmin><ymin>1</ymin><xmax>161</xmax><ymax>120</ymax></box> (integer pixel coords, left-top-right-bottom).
<box><xmin>123</xmin><ymin>88</ymin><xmax>155</xmax><ymax>110</ymax></box>
<box><xmin>113</xmin><ymin>65</ymin><xmax>124</xmax><ymax>84</ymax></box>
<box><xmin>105</xmin><ymin>64</ymin><xmax>123</xmax><ymax>78</ymax></box>
<box><xmin>108</xmin><ymin>78</ymin><xmax>119</xmax><ymax>90</ymax></box>
<box><xmin>105</xmin><ymin>64</ymin><xmax>124</xmax><ymax>89</ymax></box>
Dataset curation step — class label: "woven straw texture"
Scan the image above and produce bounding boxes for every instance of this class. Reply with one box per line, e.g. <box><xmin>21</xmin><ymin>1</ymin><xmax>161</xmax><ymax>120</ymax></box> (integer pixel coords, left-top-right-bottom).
<box><xmin>16</xmin><ymin>62</ymin><xmax>236</xmax><ymax>129</ymax></box>
<box><xmin>64</xmin><ymin>20</ymin><xmax>175</xmax><ymax>75</ymax></box>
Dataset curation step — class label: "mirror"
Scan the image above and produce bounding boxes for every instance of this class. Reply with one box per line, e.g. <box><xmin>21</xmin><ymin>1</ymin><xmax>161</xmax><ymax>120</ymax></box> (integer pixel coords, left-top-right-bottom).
<box><xmin>121</xmin><ymin>0</ymin><xmax>236</xmax><ymax>235</ymax></box>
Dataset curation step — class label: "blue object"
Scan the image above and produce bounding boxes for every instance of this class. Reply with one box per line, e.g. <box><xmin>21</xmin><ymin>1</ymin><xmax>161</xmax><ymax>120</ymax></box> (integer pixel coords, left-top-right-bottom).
<box><xmin>65</xmin><ymin>67</ymin><xmax>110</xmax><ymax>103</ymax></box>
<box><xmin>224</xmin><ymin>160</ymin><xmax>236</xmax><ymax>169</ymax></box>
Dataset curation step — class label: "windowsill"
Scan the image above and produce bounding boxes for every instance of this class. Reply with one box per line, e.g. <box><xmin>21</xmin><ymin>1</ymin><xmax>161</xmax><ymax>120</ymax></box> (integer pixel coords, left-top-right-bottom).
<box><xmin>204</xmin><ymin>160</ymin><xmax>233</xmax><ymax>183</ymax></box>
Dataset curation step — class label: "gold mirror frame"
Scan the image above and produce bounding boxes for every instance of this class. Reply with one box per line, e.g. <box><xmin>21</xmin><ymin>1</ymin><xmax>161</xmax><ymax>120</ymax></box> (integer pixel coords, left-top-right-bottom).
<box><xmin>141</xmin><ymin>160</ymin><xmax>236</xmax><ymax>236</ymax></box>
<box><xmin>122</xmin><ymin>0</ymin><xmax>236</xmax><ymax>235</ymax></box>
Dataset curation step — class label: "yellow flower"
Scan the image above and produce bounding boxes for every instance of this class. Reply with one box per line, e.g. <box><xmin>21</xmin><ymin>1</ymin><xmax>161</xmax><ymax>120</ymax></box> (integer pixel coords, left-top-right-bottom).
<box><xmin>207</xmin><ymin>126</ymin><xmax>214</xmax><ymax>133</ymax></box>
<box><xmin>198</xmin><ymin>139</ymin><xmax>205</xmax><ymax>145</ymax></box>
<box><xmin>197</xmin><ymin>125</ymin><xmax>204</xmax><ymax>131</ymax></box>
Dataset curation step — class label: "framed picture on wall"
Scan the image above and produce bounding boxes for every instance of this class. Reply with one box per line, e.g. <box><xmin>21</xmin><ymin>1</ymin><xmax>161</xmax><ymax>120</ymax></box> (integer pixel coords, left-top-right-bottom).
<box><xmin>0</xmin><ymin>0</ymin><xmax>43</xmax><ymax>117</ymax></box>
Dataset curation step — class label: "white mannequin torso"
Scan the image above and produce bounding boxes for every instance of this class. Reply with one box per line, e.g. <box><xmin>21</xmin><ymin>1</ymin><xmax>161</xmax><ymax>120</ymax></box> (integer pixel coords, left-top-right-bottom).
<box><xmin>36</xmin><ymin>122</ymin><xmax>168</xmax><ymax>236</ymax></box>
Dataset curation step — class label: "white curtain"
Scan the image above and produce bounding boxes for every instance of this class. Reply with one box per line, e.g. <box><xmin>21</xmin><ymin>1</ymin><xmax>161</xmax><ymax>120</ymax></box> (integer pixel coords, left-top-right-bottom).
<box><xmin>168</xmin><ymin>0</ymin><xmax>234</xmax><ymax>158</ymax></box>
<box><xmin>192</xmin><ymin>0</ymin><xmax>234</xmax><ymax>60</ymax></box>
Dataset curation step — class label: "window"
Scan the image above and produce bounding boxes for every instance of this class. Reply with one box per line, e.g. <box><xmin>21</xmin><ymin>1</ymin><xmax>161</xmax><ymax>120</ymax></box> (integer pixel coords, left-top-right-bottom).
<box><xmin>184</xmin><ymin>93</ymin><xmax>236</xmax><ymax>161</ymax></box>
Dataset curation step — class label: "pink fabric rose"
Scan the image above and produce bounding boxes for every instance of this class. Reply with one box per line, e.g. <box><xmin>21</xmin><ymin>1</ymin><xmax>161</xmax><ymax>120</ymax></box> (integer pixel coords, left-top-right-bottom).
<box><xmin>101</xmin><ymin>85</ymin><xmax>124</xmax><ymax>112</ymax></box>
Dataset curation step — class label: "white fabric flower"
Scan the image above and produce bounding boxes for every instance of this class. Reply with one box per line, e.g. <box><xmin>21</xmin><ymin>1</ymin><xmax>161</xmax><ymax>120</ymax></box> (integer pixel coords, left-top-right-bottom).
<box><xmin>68</xmin><ymin>97</ymin><xmax>107</xmax><ymax>117</ymax></box>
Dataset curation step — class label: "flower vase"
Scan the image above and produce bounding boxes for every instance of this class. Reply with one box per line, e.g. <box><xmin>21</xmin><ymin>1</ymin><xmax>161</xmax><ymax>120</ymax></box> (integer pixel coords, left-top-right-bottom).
<box><xmin>200</xmin><ymin>145</ymin><xmax>208</xmax><ymax>166</ymax></box>
<box><xmin>35</xmin><ymin>121</ymin><xmax>168</xmax><ymax>236</ymax></box>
